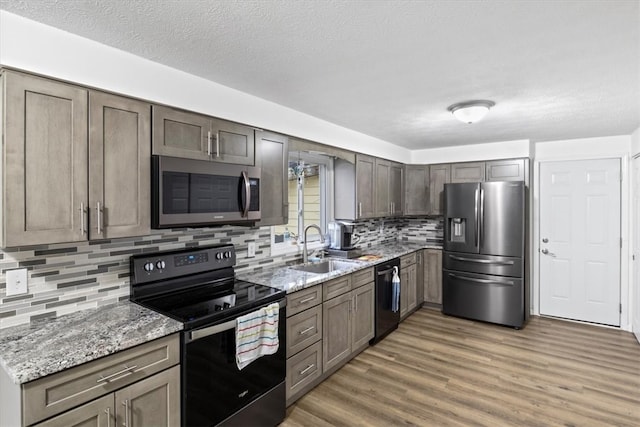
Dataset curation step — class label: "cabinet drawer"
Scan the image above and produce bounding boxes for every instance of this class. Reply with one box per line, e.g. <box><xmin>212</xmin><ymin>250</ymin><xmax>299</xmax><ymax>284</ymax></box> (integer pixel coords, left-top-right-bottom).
<box><xmin>323</xmin><ymin>276</ymin><xmax>352</xmax><ymax>301</ymax></box>
<box><xmin>286</xmin><ymin>305</ymin><xmax>322</xmax><ymax>357</ymax></box>
<box><xmin>351</xmin><ymin>267</ymin><xmax>374</xmax><ymax>289</ymax></box>
<box><xmin>23</xmin><ymin>334</ymin><xmax>179</xmax><ymax>426</ymax></box>
<box><xmin>287</xmin><ymin>286</ymin><xmax>322</xmax><ymax>317</ymax></box>
<box><xmin>286</xmin><ymin>341</ymin><xmax>322</xmax><ymax>402</ymax></box>
<box><xmin>400</xmin><ymin>252</ymin><xmax>417</xmax><ymax>267</ymax></box>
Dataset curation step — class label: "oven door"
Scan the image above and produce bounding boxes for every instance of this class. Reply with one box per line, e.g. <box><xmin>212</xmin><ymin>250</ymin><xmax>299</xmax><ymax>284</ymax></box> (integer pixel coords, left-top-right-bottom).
<box><xmin>183</xmin><ymin>301</ymin><xmax>286</xmax><ymax>427</ymax></box>
<box><xmin>152</xmin><ymin>155</ymin><xmax>260</xmax><ymax>228</ymax></box>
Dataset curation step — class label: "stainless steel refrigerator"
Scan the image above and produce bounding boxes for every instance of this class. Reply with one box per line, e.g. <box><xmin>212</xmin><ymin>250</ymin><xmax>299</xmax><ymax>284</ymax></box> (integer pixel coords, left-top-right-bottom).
<box><xmin>442</xmin><ymin>181</ymin><xmax>528</xmax><ymax>328</ymax></box>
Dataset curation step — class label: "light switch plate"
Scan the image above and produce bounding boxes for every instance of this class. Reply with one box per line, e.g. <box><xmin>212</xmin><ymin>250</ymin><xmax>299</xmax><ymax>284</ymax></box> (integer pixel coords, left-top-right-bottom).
<box><xmin>6</xmin><ymin>268</ymin><xmax>28</xmax><ymax>296</ymax></box>
<box><xmin>247</xmin><ymin>242</ymin><xmax>256</xmax><ymax>258</ymax></box>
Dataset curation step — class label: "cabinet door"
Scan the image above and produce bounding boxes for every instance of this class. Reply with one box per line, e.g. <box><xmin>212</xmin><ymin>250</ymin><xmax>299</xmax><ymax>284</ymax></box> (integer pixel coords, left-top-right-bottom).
<box><xmin>355</xmin><ymin>154</ymin><xmax>375</xmax><ymax>218</ymax></box>
<box><xmin>375</xmin><ymin>158</ymin><xmax>391</xmax><ymax>217</ymax></box>
<box><xmin>400</xmin><ymin>267</ymin><xmax>409</xmax><ymax>318</ymax></box>
<box><xmin>210</xmin><ymin>118</ymin><xmax>255</xmax><ymax>165</ymax></box>
<box><xmin>323</xmin><ymin>292</ymin><xmax>352</xmax><ymax>373</ymax></box>
<box><xmin>428</xmin><ymin>164</ymin><xmax>450</xmax><ymax>215</ymax></box>
<box><xmin>486</xmin><ymin>158</ymin><xmax>528</xmax><ymax>182</ymax></box>
<box><xmin>416</xmin><ymin>251</ymin><xmax>425</xmax><ymax>304</ymax></box>
<box><xmin>424</xmin><ymin>249</ymin><xmax>443</xmax><ymax>304</ymax></box>
<box><xmin>390</xmin><ymin>162</ymin><xmax>404</xmax><ymax>216</ymax></box>
<box><xmin>451</xmin><ymin>162</ymin><xmax>485</xmax><ymax>183</ymax></box>
<box><xmin>34</xmin><ymin>395</ymin><xmax>113</xmax><ymax>427</ymax></box>
<box><xmin>351</xmin><ymin>282</ymin><xmax>375</xmax><ymax>349</ymax></box>
<box><xmin>256</xmin><ymin>131</ymin><xmax>288</xmax><ymax>226</ymax></box>
<box><xmin>89</xmin><ymin>92</ymin><xmax>150</xmax><ymax>239</ymax></box>
<box><xmin>405</xmin><ymin>165</ymin><xmax>429</xmax><ymax>215</ymax></box>
<box><xmin>407</xmin><ymin>263</ymin><xmax>418</xmax><ymax>312</ymax></box>
<box><xmin>115</xmin><ymin>365</ymin><xmax>180</xmax><ymax>427</ymax></box>
<box><xmin>151</xmin><ymin>105</ymin><xmax>211</xmax><ymax>161</ymax></box>
<box><xmin>3</xmin><ymin>71</ymin><xmax>88</xmax><ymax>246</ymax></box>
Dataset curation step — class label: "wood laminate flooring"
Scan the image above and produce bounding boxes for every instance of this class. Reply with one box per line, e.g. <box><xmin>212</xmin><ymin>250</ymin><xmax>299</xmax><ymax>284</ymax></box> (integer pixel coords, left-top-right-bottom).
<box><xmin>281</xmin><ymin>308</ymin><xmax>640</xmax><ymax>427</ymax></box>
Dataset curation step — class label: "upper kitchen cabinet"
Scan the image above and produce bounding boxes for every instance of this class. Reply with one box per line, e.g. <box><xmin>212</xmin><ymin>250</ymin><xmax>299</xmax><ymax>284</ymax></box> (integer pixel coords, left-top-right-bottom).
<box><xmin>375</xmin><ymin>159</ymin><xmax>403</xmax><ymax>217</ymax></box>
<box><xmin>451</xmin><ymin>161</ymin><xmax>485</xmax><ymax>183</ymax></box>
<box><xmin>256</xmin><ymin>130</ymin><xmax>288</xmax><ymax>226</ymax></box>
<box><xmin>89</xmin><ymin>91</ymin><xmax>151</xmax><ymax>239</ymax></box>
<box><xmin>1</xmin><ymin>71</ymin><xmax>88</xmax><ymax>246</ymax></box>
<box><xmin>389</xmin><ymin>162</ymin><xmax>404</xmax><ymax>216</ymax></box>
<box><xmin>335</xmin><ymin>154</ymin><xmax>375</xmax><ymax>220</ymax></box>
<box><xmin>404</xmin><ymin>165</ymin><xmax>429</xmax><ymax>216</ymax></box>
<box><xmin>486</xmin><ymin>158</ymin><xmax>529</xmax><ymax>183</ymax></box>
<box><xmin>428</xmin><ymin>164</ymin><xmax>451</xmax><ymax>215</ymax></box>
<box><xmin>152</xmin><ymin>105</ymin><xmax>255</xmax><ymax>165</ymax></box>
<box><xmin>0</xmin><ymin>70</ymin><xmax>151</xmax><ymax>247</ymax></box>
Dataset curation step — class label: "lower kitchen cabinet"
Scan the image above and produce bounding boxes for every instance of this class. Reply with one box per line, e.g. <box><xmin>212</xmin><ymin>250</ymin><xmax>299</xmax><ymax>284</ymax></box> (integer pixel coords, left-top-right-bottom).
<box><xmin>285</xmin><ymin>268</ymin><xmax>374</xmax><ymax>406</ymax></box>
<box><xmin>400</xmin><ymin>252</ymin><xmax>418</xmax><ymax>319</ymax></box>
<box><xmin>424</xmin><ymin>249</ymin><xmax>443</xmax><ymax>305</ymax></box>
<box><xmin>34</xmin><ymin>366</ymin><xmax>180</xmax><ymax>427</ymax></box>
<box><xmin>4</xmin><ymin>334</ymin><xmax>180</xmax><ymax>427</ymax></box>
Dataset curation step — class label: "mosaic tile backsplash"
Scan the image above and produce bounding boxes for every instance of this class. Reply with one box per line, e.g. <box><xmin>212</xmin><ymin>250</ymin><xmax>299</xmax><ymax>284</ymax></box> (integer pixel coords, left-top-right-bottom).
<box><xmin>0</xmin><ymin>217</ymin><xmax>442</xmax><ymax>329</ymax></box>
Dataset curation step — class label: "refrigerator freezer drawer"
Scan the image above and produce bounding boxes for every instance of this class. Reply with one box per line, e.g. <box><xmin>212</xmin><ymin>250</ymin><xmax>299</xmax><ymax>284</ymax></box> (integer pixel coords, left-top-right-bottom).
<box><xmin>443</xmin><ymin>251</ymin><xmax>523</xmax><ymax>278</ymax></box>
<box><xmin>442</xmin><ymin>269</ymin><xmax>524</xmax><ymax>328</ymax></box>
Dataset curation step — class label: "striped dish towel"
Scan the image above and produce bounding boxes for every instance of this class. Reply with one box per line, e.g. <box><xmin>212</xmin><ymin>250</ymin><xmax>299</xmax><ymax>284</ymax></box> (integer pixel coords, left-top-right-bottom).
<box><xmin>236</xmin><ymin>302</ymin><xmax>280</xmax><ymax>370</ymax></box>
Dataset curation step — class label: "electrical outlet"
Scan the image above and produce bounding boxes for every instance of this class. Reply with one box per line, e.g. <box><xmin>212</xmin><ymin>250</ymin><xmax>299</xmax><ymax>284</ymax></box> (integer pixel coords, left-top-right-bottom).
<box><xmin>6</xmin><ymin>268</ymin><xmax>28</xmax><ymax>296</ymax></box>
<box><xmin>247</xmin><ymin>242</ymin><xmax>256</xmax><ymax>258</ymax></box>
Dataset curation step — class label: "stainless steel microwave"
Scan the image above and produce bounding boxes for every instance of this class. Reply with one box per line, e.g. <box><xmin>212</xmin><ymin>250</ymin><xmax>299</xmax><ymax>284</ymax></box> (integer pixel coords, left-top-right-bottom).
<box><xmin>152</xmin><ymin>155</ymin><xmax>260</xmax><ymax>228</ymax></box>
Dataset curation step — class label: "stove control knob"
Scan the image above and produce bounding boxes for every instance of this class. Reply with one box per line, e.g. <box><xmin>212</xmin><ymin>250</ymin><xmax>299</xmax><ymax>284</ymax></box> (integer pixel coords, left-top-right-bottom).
<box><xmin>215</xmin><ymin>252</ymin><xmax>223</xmax><ymax>260</ymax></box>
<box><xmin>156</xmin><ymin>260</ymin><xmax>166</xmax><ymax>270</ymax></box>
<box><xmin>223</xmin><ymin>302</ymin><xmax>231</xmax><ymax>309</ymax></box>
<box><xmin>224</xmin><ymin>251</ymin><xmax>232</xmax><ymax>259</ymax></box>
<box><xmin>143</xmin><ymin>262</ymin><xmax>154</xmax><ymax>272</ymax></box>
<box><xmin>214</xmin><ymin>304</ymin><xmax>222</xmax><ymax>311</ymax></box>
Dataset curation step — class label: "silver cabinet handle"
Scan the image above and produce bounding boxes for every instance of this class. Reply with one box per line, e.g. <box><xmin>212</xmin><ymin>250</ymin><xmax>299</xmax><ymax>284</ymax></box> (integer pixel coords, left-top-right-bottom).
<box><xmin>297</xmin><ymin>296</ymin><xmax>316</xmax><ymax>304</ymax></box>
<box><xmin>79</xmin><ymin>202</ymin><xmax>87</xmax><ymax>235</ymax></box>
<box><xmin>105</xmin><ymin>407</ymin><xmax>111</xmax><ymax>427</ymax></box>
<box><xmin>96</xmin><ymin>365</ymin><xmax>138</xmax><ymax>383</ymax></box>
<box><xmin>299</xmin><ymin>326</ymin><xmax>315</xmax><ymax>335</ymax></box>
<box><xmin>355</xmin><ymin>293</ymin><xmax>358</xmax><ymax>312</ymax></box>
<box><xmin>242</xmin><ymin>170</ymin><xmax>250</xmax><ymax>218</ymax></box>
<box><xmin>207</xmin><ymin>131</ymin><xmax>211</xmax><ymax>156</ymax></box>
<box><xmin>215</xmin><ymin>131</ymin><xmax>220</xmax><ymax>158</ymax></box>
<box><xmin>299</xmin><ymin>364</ymin><xmax>315</xmax><ymax>375</ymax></box>
<box><xmin>96</xmin><ymin>202</ymin><xmax>103</xmax><ymax>235</ymax></box>
<box><xmin>358</xmin><ymin>202</ymin><xmax>362</xmax><ymax>218</ymax></box>
<box><xmin>122</xmin><ymin>399</ymin><xmax>129</xmax><ymax>427</ymax></box>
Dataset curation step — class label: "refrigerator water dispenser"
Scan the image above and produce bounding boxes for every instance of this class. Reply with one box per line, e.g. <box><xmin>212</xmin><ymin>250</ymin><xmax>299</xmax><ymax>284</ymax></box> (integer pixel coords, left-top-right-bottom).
<box><xmin>449</xmin><ymin>218</ymin><xmax>466</xmax><ymax>243</ymax></box>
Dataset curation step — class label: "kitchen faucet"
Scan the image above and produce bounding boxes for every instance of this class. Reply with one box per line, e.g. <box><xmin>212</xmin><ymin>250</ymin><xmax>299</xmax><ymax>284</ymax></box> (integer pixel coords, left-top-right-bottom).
<box><xmin>303</xmin><ymin>224</ymin><xmax>325</xmax><ymax>264</ymax></box>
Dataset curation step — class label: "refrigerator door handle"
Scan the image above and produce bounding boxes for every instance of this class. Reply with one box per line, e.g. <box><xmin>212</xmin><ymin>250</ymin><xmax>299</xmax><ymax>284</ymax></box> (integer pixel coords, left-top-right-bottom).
<box><xmin>448</xmin><ymin>273</ymin><xmax>515</xmax><ymax>286</ymax></box>
<box><xmin>479</xmin><ymin>188</ymin><xmax>484</xmax><ymax>247</ymax></box>
<box><xmin>449</xmin><ymin>255</ymin><xmax>515</xmax><ymax>265</ymax></box>
<box><xmin>474</xmin><ymin>188</ymin><xmax>479</xmax><ymax>247</ymax></box>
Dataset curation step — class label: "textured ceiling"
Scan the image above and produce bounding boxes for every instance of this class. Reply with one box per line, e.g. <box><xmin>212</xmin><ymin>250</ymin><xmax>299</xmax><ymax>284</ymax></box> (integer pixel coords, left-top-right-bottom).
<box><xmin>1</xmin><ymin>0</ymin><xmax>639</xmax><ymax>149</ymax></box>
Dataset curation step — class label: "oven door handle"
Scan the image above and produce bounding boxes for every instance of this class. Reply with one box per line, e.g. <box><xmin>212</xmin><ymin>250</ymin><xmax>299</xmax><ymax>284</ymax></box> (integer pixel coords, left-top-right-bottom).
<box><xmin>188</xmin><ymin>299</ymin><xmax>286</xmax><ymax>342</ymax></box>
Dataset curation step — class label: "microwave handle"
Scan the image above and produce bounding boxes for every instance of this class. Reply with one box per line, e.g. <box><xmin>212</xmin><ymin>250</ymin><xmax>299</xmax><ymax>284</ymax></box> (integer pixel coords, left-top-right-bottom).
<box><xmin>242</xmin><ymin>171</ymin><xmax>250</xmax><ymax>218</ymax></box>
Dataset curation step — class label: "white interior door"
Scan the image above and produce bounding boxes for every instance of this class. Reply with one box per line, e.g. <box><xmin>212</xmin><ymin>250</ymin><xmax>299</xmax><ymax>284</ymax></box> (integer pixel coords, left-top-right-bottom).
<box><xmin>539</xmin><ymin>159</ymin><xmax>621</xmax><ymax>326</ymax></box>
<box><xmin>633</xmin><ymin>156</ymin><xmax>640</xmax><ymax>342</ymax></box>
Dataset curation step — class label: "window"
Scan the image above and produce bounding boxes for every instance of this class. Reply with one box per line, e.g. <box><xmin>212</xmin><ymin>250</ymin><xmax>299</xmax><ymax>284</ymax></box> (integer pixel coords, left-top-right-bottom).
<box><xmin>272</xmin><ymin>151</ymin><xmax>333</xmax><ymax>254</ymax></box>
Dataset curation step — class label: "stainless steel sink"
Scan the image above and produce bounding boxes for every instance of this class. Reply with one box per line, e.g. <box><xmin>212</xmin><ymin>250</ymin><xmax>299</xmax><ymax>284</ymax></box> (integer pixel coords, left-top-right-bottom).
<box><xmin>289</xmin><ymin>259</ymin><xmax>361</xmax><ymax>274</ymax></box>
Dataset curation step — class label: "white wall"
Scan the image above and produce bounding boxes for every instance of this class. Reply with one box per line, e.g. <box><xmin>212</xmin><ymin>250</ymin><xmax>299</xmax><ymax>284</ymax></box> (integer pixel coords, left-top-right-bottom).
<box><xmin>532</xmin><ymin>135</ymin><xmax>633</xmax><ymax>331</ymax></box>
<box><xmin>411</xmin><ymin>139</ymin><xmax>530</xmax><ymax>164</ymax></box>
<box><xmin>632</xmin><ymin>127</ymin><xmax>640</xmax><ymax>156</ymax></box>
<box><xmin>0</xmin><ymin>11</ymin><xmax>411</xmax><ymax>164</ymax></box>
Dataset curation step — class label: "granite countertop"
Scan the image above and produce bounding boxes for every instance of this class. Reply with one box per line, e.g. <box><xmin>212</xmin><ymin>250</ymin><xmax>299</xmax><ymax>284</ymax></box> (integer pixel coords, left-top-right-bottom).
<box><xmin>0</xmin><ymin>301</ymin><xmax>183</xmax><ymax>385</ymax></box>
<box><xmin>237</xmin><ymin>242</ymin><xmax>442</xmax><ymax>294</ymax></box>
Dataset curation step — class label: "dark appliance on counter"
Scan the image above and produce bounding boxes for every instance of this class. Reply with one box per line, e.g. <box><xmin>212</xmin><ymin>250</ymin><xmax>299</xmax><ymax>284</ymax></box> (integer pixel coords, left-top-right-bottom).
<box><xmin>327</xmin><ymin>221</ymin><xmax>361</xmax><ymax>258</ymax></box>
<box><xmin>152</xmin><ymin>155</ymin><xmax>260</xmax><ymax>228</ymax></box>
<box><xmin>370</xmin><ymin>258</ymin><xmax>401</xmax><ymax>344</ymax></box>
<box><xmin>130</xmin><ymin>244</ymin><xmax>286</xmax><ymax>427</ymax></box>
<box><xmin>443</xmin><ymin>181</ymin><xmax>528</xmax><ymax>328</ymax></box>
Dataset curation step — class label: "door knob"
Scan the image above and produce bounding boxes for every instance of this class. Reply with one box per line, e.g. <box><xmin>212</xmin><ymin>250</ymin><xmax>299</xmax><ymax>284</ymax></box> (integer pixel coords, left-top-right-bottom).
<box><xmin>541</xmin><ymin>248</ymin><xmax>549</xmax><ymax>254</ymax></box>
<box><xmin>542</xmin><ymin>238</ymin><xmax>549</xmax><ymax>243</ymax></box>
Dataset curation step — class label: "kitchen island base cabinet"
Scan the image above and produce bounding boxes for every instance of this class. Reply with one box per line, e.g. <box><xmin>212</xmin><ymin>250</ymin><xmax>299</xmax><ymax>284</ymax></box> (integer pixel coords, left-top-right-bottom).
<box><xmin>34</xmin><ymin>366</ymin><xmax>180</xmax><ymax>427</ymax></box>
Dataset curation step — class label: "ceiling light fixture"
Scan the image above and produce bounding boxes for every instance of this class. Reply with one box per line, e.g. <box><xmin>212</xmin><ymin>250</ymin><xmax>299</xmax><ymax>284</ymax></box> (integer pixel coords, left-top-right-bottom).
<box><xmin>447</xmin><ymin>100</ymin><xmax>495</xmax><ymax>124</ymax></box>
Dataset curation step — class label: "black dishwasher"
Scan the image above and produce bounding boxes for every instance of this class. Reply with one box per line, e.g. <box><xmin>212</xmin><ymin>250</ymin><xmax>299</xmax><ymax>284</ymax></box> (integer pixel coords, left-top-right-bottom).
<box><xmin>370</xmin><ymin>258</ymin><xmax>401</xmax><ymax>344</ymax></box>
